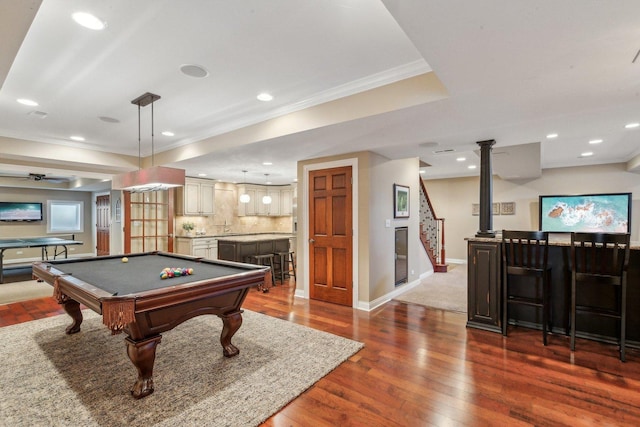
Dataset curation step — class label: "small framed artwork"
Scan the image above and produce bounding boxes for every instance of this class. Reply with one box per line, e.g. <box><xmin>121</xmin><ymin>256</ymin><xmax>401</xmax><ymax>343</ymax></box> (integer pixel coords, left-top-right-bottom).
<box><xmin>472</xmin><ymin>203</ymin><xmax>480</xmax><ymax>216</ymax></box>
<box><xmin>393</xmin><ymin>184</ymin><xmax>410</xmax><ymax>218</ymax></box>
<box><xmin>493</xmin><ymin>202</ymin><xmax>501</xmax><ymax>215</ymax></box>
<box><xmin>501</xmin><ymin>202</ymin><xmax>515</xmax><ymax>215</ymax></box>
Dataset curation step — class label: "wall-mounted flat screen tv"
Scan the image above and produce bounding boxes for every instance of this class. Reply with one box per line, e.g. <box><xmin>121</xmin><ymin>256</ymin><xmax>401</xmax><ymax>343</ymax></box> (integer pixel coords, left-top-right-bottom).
<box><xmin>539</xmin><ymin>193</ymin><xmax>631</xmax><ymax>233</ymax></box>
<box><xmin>0</xmin><ymin>202</ymin><xmax>43</xmax><ymax>222</ymax></box>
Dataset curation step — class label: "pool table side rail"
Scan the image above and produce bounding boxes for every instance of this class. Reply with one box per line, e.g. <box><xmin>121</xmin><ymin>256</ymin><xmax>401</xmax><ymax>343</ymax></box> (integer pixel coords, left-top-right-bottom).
<box><xmin>32</xmin><ymin>261</ymin><xmax>111</xmax><ymax>314</ymax></box>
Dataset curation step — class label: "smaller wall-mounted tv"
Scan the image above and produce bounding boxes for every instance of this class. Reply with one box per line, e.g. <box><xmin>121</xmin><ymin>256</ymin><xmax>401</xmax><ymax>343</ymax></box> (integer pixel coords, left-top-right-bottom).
<box><xmin>0</xmin><ymin>202</ymin><xmax>43</xmax><ymax>222</ymax></box>
<box><xmin>539</xmin><ymin>193</ymin><xmax>631</xmax><ymax>233</ymax></box>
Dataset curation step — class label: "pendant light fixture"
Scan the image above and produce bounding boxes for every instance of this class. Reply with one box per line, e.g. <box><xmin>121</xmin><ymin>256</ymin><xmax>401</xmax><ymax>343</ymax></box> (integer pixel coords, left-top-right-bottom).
<box><xmin>239</xmin><ymin>170</ymin><xmax>251</xmax><ymax>203</ymax></box>
<box><xmin>112</xmin><ymin>92</ymin><xmax>185</xmax><ymax>192</ymax></box>
<box><xmin>262</xmin><ymin>173</ymin><xmax>272</xmax><ymax>205</ymax></box>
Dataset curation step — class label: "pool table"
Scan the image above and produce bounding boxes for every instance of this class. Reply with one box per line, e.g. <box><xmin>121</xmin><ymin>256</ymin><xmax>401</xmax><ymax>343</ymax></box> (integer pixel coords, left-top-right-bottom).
<box><xmin>32</xmin><ymin>251</ymin><xmax>270</xmax><ymax>399</ymax></box>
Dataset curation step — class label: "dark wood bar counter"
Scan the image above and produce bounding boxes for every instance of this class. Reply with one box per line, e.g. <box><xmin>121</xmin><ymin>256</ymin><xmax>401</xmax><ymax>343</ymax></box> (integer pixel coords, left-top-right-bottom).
<box><xmin>466</xmin><ymin>236</ymin><xmax>640</xmax><ymax>347</ymax></box>
<box><xmin>217</xmin><ymin>234</ymin><xmax>290</xmax><ymax>263</ymax></box>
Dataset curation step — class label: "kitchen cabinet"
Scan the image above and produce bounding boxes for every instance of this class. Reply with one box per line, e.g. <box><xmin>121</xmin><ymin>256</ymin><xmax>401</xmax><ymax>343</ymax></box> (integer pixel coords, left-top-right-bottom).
<box><xmin>175</xmin><ymin>236</ymin><xmax>218</xmax><ymax>260</ymax></box>
<box><xmin>256</xmin><ymin>187</ymin><xmax>281</xmax><ymax>216</ymax></box>
<box><xmin>280</xmin><ymin>187</ymin><xmax>293</xmax><ymax>215</ymax></box>
<box><xmin>237</xmin><ymin>185</ymin><xmax>257</xmax><ymax>216</ymax></box>
<box><xmin>175</xmin><ymin>177</ymin><xmax>215</xmax><ymax>216</ymax></box>
<box><xmin>237</xmin><ymin>184</ymin><xmax>292</xmax><ymax>216</ymax></box>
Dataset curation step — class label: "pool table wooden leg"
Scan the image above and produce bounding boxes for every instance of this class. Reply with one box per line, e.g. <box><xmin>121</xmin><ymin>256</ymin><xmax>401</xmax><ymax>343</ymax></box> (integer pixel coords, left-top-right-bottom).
<box><xmin>62</xmin><ymin>299</ymin><xmax>83</xmax><ymax>334</ymax></box>
<box><xmin>125</xmin><ymin>335</ymin><xmax>162</xmax><ymax>399</ymax></box>
<box><xmin>220</xmin><ymin>311</ymin><xmax>242</xmax><ymax>357</ymax></box>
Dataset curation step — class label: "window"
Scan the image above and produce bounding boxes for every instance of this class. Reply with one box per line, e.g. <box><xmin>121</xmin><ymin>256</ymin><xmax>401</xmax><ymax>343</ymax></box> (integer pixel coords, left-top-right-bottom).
<box><xmin>47</xmin><ymin>200</ymin><xmax>84</xmax><ymax>233</ymax></box>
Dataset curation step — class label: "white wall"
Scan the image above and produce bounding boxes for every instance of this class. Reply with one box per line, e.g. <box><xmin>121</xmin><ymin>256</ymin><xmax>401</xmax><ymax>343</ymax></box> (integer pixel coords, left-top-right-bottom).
<box><xmin>367</xmin><ymin>155</ymin><xmax>425</xmax><ymax>302</ymax></box>
<box><xmin>424</xmin><ymin>163</ymin><xmax>640</xmax><ymax>261</ymax></box>
<box><xmin>0</xmin><ymin>187</ymin><xmax>94</xmax><ymax>263</ymax></box>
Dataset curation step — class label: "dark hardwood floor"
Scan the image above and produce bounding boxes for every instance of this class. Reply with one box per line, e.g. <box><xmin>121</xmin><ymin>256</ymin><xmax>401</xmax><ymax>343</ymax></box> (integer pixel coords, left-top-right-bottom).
<box><xmin>2</xmin><ymin>280</ymin><xmax>640</xmax><ymax>426</ymax></box>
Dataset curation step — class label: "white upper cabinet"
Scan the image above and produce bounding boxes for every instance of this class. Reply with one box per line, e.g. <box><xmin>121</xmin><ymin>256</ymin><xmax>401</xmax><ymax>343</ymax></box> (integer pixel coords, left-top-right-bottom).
<box><xmin>237</xmin><ymin>184</ymin><xmax>292</xmax><ymax>216</ymax></box>
<box><xmin>176</xmin><ymin>177</ymin><xmax>215</xmax><ymax>216</ymax></box>
<box><xmin>280</xmin><ymin>187</ymin><xmax>293</xmax><ymax>215</ymax></box>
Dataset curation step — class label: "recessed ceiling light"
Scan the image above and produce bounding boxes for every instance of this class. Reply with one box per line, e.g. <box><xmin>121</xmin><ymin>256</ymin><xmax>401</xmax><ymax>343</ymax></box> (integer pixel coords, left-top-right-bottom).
<box><xmin>257</xmin><ymin>93</ymin><xmax>273</xmax><ymax>102</ymax></box>
<box><xmin>180</xmin><ymin>64</ymin><xmax>209</xmax><ymax>78</ymax></box>
<box><xmin>468</xmin><ymin>165</ymin><xmax>477</xmax><ymax>169</ymax></box>
<box><xmin>98</xmin><ymin>116</ymin><xmax>120</xmax><ymax>123</ymax></box>
<box><xmin>419</xmin><ymin>170</ymin><xmax>425</xmax><ymax>174</ymax></box>
<box><xmin>580</xmin><ymin>151</ymin><xmax>594</xmax><ymax>157</ymax></box>
<box><xmin>17</xmin><ymin>98</ymin><xmax>38</xmax><ymax>106</ymax></box>
<box><xmin>198</xmin><ymin>173</ymin><xmax>207</xmax><ymax>177</ymax></box>
<box><xmin>72</xmin><ymin>12</ymin><xmax>106</xmax><ymax>30</ymax></box>
<box><xmin>70</xmin><ymin>136</ymin><xmax>85</xmax><ymax>141</ymax></box>
<box><xmin>456</xmin><ymin>157</ymin><xmax>466</xmax><ymax>162</ymax></box>
<box><xmin>625</xmin><ymin>122</ymin><xmax>640</xmax><ymax>129</ymax></box>
<box><xmin>588</xmin><ymin>139</ymin><xmax>603</xmax><ymax>144</ymax></box>
<box><xmin>262</xmin><ymin>161</ymin><xmax>272</xmax><ymax>166</ymax></box>
<box><xmin>28</xmin><ymin>111</ymin><xmax>48</xmax><ymax>119</ymax></box>
<box><xmin>546</xmin><ymin>133</ymin><xmax>558</xmax><ymax>139</ymax></box>
<box><xmin>162</xmin><ymin>131</ymin><xmax>175</xmax><ymax>136</ymax></box>
<box><xmin>419</xmin><ymin>141</ymin><xmax>439</xmax><ymax>148</ymax></box>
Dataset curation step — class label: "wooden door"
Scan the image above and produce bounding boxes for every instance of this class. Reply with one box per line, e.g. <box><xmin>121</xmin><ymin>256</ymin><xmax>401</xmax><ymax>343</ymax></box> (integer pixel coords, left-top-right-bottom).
<box><xmin>123</xmin><ymin>189</ymin><xmax>175</xmax><ymax>253</ymax></box>
<box><xmin>96</xmin><ymin>195</ymin><xmax>110</xmax><ymax>256</ymax></box>
<box><xmin>309</xmin><ymin>166</ymin><xmax>353</xmax><ymax>306</ymax></box>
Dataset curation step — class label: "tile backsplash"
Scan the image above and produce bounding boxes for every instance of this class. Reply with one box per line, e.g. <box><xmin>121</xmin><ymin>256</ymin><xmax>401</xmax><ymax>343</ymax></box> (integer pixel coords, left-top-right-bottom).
<box><xmin>176</xmin><ymin>182</ymin><xmax>293</xmax><ymax>236</ymax></box>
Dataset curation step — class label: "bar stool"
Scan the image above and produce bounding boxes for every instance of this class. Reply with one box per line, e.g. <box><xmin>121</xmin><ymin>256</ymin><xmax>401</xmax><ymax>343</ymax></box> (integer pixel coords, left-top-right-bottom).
<box><xmin>274</xmin><ymin>251</ymin><xmax>296</xmax><ymax>284</ymax></box>
<box><xmin>570</xmin><ymin>232</ymin><xmax>630</xmax><ymax>361</ymax></box>
<box><xmin>501</xmin><ymin>230</ymin><xmax>552</xmax><ymax>345</ymax></box>
<box><xmin>249</xmin><ymin>253</ymin><xmax>276</xmax><ymax>292</ymax></box>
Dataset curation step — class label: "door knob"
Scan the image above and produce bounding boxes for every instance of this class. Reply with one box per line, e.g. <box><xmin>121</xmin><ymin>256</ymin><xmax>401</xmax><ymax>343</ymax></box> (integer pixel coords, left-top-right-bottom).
<box><xmin>309</xmin><ymin>238</ymin><xmax>315</xmax><ymax>243</ymax></box>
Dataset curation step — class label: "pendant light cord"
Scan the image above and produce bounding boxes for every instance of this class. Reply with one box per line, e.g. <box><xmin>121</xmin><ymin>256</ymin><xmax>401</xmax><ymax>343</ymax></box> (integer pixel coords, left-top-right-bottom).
<box><xmin>137</xmin><ymin>103</ymin><xmax>141</xmax><ymax>170</ymax></box>
<box><xmin>151</xmin><ymin>100</ymin><xmax>155</xmax><ymax>166</ymax></box>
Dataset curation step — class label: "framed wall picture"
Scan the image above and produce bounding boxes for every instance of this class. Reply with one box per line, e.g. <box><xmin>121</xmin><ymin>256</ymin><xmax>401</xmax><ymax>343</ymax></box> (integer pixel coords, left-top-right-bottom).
<box><xmin>394</xmin><ymin>184</ymin><xmax>410</xmax><ymax>218</ymax></box>
<box><xmin>472</xmin><ymin>203</ymin><xmax>480</xmax><ymax>216</ymax></box>
<box><xmin>501</xmin><ymin>202</ymin><xmax>515</xmax><ymax>215</ymax></box>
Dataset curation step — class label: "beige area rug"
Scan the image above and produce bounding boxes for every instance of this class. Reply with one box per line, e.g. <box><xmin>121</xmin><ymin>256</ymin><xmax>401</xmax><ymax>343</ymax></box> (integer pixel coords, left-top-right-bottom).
<box><xmin>0</xmin><ymin>310</ymin><xmax>363</xmax><ymax>427</ymax></box>
<box><xmin>394</xmin><ymin>264</ymin><xmax>467</xmax><ymax>313</ymax></box>
<box><xmin>0</xmin><ymin>279</ymin><xmax>53</xmax><ymax>304</ymax></box>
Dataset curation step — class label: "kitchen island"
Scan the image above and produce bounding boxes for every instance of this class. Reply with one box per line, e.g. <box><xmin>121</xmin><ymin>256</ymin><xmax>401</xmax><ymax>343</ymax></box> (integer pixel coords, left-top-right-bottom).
<box><xmin>217</xmin><ymin>234</ymin><xmax>291</xmax><ymax>263</ymax></box>
<box><xmin>175</xmin><ymin>233</ymin><xmax>293</xmax><ymax>262</ymax></box>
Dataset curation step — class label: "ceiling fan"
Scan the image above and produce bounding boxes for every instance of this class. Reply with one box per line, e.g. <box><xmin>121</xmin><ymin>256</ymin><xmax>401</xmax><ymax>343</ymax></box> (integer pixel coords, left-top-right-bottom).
<box><xmin>0</xmin><ymin>172</ymin><xmax>69</xmax><ymax>184</ymax></box>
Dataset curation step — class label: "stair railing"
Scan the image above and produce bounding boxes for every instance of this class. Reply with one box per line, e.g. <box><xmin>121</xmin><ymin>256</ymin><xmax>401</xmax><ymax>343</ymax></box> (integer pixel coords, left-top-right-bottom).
<box><xmin>419</xmin><ymin>178</ymin><xmax>447</xmax><ymax>271</ymax></box>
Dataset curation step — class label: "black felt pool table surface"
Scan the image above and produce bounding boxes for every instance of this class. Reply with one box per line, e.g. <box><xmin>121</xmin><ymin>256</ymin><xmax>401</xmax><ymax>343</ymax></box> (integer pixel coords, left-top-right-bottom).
<box><xmin>46</xmin><ymin>253</ymin><xmax>254</xmax><ymax>296</ymax></box>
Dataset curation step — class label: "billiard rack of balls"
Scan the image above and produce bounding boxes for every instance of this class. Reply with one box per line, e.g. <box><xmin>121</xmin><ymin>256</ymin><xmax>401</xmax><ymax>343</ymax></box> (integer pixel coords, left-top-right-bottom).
<box><xmin>159</xmin><ymin>267</ymin><xmax>194</xmax><ymax>280</ymax></box>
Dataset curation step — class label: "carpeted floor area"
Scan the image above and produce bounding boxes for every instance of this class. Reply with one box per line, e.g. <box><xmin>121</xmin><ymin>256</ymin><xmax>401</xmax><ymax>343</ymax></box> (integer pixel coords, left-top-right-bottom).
<box><xmin>393</xmin><ymin>263</ymin><xmax>467</xmax><ymax>313</ymax></box>
<box><xmin>0</xmin><ymin>309</ymin><xmax>363</xmax><ymax>427</ymax></box>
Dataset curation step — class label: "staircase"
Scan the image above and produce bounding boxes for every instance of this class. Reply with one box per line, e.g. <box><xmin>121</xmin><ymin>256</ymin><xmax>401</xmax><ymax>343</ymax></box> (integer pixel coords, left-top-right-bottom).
<box><xmin>419</xmin><ymin>178</ymin><xmax>448</xmax><ymax>272</ymax></box>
